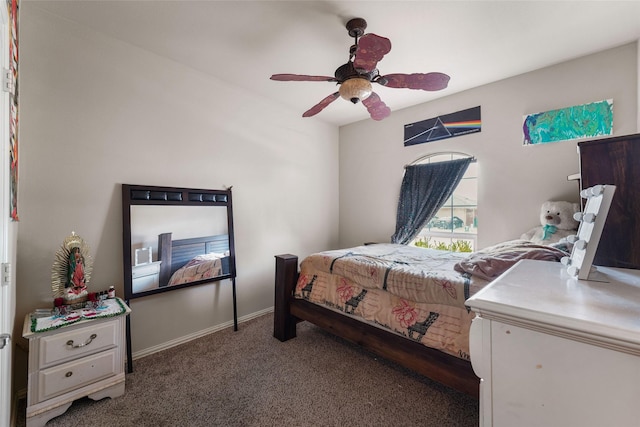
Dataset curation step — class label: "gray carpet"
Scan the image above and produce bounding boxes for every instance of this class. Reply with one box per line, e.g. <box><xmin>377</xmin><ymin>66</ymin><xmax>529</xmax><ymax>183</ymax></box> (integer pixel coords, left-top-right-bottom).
<box><xmin>19</xmin><ymin>313</ymin><xmax>479</xmax><ymax>426</ymax></box>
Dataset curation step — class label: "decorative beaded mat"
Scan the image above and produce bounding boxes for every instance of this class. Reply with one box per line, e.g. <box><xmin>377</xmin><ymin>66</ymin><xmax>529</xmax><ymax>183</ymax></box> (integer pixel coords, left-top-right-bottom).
<box><xmin>30</xmin><ymin>298</ymin><xmax>127</xmax><ymax>333</ymax></box>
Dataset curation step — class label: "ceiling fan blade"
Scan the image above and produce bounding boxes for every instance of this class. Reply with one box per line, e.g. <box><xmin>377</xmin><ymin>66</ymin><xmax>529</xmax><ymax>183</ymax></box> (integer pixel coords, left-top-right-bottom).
<box><xmin>362</xmin><ymin>92</ymin><xmax>391</xmax><ymax>121</ymax></box>
<box><xmin>271</xmin><ymin>74</ymin><xmax>335</xmax><ymax>82</ymax></box>
<box><xmin>353</xmin><ymin>33</ymin><xmax>392</xmax><ymax>73</ymax></box>
<box><xmin>378</xmin><ymin>72</ymin><xmax>450</xmax><ymax>91</ymax></box>
<box><xmin>303</xmin><ymin>92</ymin><xmax>340</xmax><ymax>117</ymax></box>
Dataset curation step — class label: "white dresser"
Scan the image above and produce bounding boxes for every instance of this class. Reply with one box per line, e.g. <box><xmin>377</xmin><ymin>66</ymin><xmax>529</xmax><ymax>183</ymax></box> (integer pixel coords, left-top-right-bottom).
<box><xmin>466</xmin><ymin>259</ymin><xmax>640</xmax><ymax>427</ymax></box>
<box><xmin>22</xmin><ymin>298</ymin><xmax>131</xmax><ymax>427</ymax></box>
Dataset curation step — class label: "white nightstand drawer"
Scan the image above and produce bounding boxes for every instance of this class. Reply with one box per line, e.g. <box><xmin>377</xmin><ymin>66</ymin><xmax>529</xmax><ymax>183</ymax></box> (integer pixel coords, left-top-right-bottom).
<box><xmin>38</xmin><ymin>349</ymin><xmax>118</xmax><ymax>402</ymax></box>
<box><xmin>39</xmin><ymin>321</ymin><xmax>118</xmax><ymax>368</ymax></box>
<box><xmin>132</xmin><ymin>261</ymin><xmax>161</xmax><ymax>278</ymax></box>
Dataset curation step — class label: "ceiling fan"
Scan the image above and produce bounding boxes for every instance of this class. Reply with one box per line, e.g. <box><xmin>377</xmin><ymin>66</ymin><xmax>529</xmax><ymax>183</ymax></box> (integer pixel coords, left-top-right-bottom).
<box><xmin>270</xmin><ymin>17</ymin><xmax>450</xmax><ymax>121</ymax></box>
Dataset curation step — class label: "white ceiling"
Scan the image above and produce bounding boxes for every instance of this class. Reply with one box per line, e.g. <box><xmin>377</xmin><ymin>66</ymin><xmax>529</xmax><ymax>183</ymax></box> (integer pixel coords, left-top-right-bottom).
<box><xmin>27</xmin><ymin>1</ymin><xmax>640</xmax><ymax>126</ymax></box>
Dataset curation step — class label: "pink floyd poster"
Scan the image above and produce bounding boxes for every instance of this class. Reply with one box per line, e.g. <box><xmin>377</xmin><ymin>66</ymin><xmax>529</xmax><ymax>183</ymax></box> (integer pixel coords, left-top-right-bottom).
<box><xmin>404</xmin><ymin>106</ymin><xmax>481</xmax><ymax>146</ymax></box>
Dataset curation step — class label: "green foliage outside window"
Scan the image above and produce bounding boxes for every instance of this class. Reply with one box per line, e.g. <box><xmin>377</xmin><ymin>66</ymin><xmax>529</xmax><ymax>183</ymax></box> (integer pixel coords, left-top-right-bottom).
<box><xmin>414</xmin><ymin>237</ymin><xmax>473</xmax><ymax>253</ymax></box>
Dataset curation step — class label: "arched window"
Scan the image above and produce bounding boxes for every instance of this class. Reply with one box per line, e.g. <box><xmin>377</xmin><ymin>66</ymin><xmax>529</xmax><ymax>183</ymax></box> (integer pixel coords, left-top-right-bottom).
<box><xmin>409</xmin><ymin>152</ymin><xmax>477</xmax><ymax>252</ymax></box>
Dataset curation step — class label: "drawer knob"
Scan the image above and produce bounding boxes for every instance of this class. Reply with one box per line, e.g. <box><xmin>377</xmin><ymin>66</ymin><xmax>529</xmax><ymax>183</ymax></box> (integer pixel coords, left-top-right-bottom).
<box><xmin>65</xmin><ymin>371</ymin><xmax>73</xmax><ymax>378</ymax></box>
<box><xmin>66</xmin><ymin>333</ymin><xmax>97</xmax><ymax>349</ymax></box>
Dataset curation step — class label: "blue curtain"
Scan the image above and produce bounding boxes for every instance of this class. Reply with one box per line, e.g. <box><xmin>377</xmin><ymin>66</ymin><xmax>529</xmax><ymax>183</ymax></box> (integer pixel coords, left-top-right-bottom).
<box><xmin>391</xmin><ymin>157</ymin><xmax>472</xmax><ymax>244</ymax></box>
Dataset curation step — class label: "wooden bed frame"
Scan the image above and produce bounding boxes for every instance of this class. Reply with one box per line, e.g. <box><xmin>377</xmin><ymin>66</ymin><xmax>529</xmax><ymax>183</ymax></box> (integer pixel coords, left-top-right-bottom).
<box><xmin>157</xmin><ymin>232</ymin><xmax>231</xmax><ymax>286</ymax></box>
<box><xmin>273</xmin><ymin>254</ymin><xmax>480</xmax><ymax>399</ymax></box>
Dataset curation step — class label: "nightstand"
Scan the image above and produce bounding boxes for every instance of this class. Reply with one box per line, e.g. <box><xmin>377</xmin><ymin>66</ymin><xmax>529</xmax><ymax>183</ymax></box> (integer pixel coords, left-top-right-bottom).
<box><xmin>131</xmin><ymin>261</ymin><xmax>162</xmax><ymax>293</ymax></box>
<box><xmin>22</xmin><ymin>298</ymin><xmax>131</xmax><ymax>427</ymax></box>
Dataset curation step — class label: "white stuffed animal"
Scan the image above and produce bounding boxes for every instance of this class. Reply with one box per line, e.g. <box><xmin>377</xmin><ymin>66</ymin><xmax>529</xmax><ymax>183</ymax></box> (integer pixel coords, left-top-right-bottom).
<box><xmin>520</xmin><ymin>200</ymin><xmax>580</xmax><ymax>245</ymax></box>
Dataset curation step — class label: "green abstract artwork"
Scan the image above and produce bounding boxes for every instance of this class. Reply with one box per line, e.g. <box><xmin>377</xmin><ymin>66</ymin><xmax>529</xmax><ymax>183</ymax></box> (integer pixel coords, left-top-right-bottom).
<box><xmin>523</xmin><ymin>99</ymin><xmax>613</xmax><ymax>146</ymax></box>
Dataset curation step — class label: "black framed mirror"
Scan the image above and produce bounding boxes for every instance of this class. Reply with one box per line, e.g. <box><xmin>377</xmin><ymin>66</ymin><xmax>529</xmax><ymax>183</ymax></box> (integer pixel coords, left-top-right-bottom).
<box><xmin>122</xmin><ymin>183</ymin><xmax>237</xmax><ymax>307</ymax></box>
<box><xmin>122</xmin><ymin>184</ymin><xmax>238</xmax><ymax>372</ymax></box>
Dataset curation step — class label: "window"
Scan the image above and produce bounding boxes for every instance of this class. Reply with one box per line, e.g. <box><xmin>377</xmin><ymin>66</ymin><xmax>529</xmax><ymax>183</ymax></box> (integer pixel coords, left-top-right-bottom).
<box><xmin>410</xmin><ymin>153</ymin><xmax>477</xmax><ymax>252</ymax></box>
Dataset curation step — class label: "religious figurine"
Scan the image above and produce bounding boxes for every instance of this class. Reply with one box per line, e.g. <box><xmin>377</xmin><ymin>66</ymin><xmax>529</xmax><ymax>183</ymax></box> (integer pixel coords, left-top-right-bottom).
<box><xmin>67</xmin><ymin>246</ymin><xmax>87</xmax><ymax>297</ymax></box>
<box><xmin>52</xmin><ymin>232</ymin><xmax>93</xmax><ymax>304</ymax></box>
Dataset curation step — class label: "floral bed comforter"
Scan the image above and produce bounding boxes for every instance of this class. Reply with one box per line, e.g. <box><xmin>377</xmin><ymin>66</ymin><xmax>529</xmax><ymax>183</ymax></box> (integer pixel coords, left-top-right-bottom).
<box><xmin>168</xmin><ymin>253</ymin><xmax>224</xmax><ymax>286</ymax></box>
<box><xmin>294</xmin><ymin>241</ymin><xmax>568</xmax><ymax>360</ymax></box>
<box><xmin>294</xmin><ymin>243</ymin><xmax>490</xmax><ymax>360</ymax></box>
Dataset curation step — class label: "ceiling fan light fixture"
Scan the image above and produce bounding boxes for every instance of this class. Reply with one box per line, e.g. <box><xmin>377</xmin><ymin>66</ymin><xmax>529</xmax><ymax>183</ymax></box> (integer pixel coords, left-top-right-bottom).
<box><xmin>271</xmin><ymin>17</ymin><xmax>448</xmax><ymax>119</ymax></box>
<box><xmin>339</xmin><ymin>78</ymin><xmax>372</xmax><ymax>104</ymax></box>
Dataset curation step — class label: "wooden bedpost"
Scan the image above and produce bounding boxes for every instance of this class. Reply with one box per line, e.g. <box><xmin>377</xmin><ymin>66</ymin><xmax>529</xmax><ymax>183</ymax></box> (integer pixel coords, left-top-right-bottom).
<box><xmin>274</xmin><ymin>254</ymin><xmax>299</xmax><ymax>341</ymax></box>
<box><xmin>157</xmin><ymin>232</ymin><xmax>172</xmax><ymax>287</ymax></box>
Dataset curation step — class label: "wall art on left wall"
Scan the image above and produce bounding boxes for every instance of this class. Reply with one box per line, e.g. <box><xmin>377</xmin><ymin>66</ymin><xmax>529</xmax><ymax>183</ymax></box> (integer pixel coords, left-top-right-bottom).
<box><xmin>8</xmin><ymin>0</ymin><xmax>19</xmax><ymax>221</ymax></box>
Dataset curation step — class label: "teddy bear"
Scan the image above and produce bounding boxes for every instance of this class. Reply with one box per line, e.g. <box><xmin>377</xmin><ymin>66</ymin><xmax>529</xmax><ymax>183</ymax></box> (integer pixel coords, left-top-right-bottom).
<box><xmin>520</xmin><ymin>200</ymin><xmax>580</xmax><ymax>245</ymax></box>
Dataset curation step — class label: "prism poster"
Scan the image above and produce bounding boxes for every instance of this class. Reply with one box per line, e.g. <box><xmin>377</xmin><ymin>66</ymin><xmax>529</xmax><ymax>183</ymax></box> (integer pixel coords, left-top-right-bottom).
<box><xmin>404</xmin><ymin>106</ymin><xmax>481</xmax><ymax>146</ymax></box>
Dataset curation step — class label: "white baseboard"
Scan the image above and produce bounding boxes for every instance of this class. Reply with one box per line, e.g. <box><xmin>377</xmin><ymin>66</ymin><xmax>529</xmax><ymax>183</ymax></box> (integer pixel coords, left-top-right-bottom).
<box><xmin>132</xmin><ymin>307</ymin><xmax>274</xmax><ymax>360</ymax></box>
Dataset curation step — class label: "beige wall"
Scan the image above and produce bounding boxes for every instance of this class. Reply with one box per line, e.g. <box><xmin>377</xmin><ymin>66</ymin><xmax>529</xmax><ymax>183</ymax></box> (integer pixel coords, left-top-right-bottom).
<box><xmin>339</xmin><ymin>43</ymin><xmax>638</xmax><ymax>249</ymax></box>
<box><xmin>14</xmin><ymin>3</ymin><xmax>639</xmax><ymax>395</ymax></box>
<box><xmin>15</xmin><ymin>3</ymin><xmax>339</xmax><ymax>379</ymax></box>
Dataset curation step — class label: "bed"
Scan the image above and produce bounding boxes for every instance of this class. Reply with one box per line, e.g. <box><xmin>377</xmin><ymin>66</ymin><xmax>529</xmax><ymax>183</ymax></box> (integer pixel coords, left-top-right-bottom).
<box><xmin>158</xmin><ymin>232</ymin><xmax>231</xmax><ymax>287</ymax></box>
<box><xmin>274</xmin><ymin>240</ymin><xmax>569</xmax><ymax>398</ymax></box>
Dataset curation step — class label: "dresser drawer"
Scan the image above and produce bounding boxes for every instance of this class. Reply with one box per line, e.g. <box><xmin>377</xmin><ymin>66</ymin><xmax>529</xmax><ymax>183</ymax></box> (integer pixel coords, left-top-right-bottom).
<box><xmin>39</xmin><ymin>321</ymin><xmax>118</xmax><ymax>368</ymax></box>
<box><xmin>38</xmin><ymin>349</ymin><xmax>118</xmax><ymax>402</ymax></box>
<box><xmin>132</xmin><ymin>275</ymin><xmax>160</xmax><ymax>293</ymax></box>
<box><xmin>132</xmin><ymin>261</ymin><xmax>161</xmax><ymax>278</ymax></box>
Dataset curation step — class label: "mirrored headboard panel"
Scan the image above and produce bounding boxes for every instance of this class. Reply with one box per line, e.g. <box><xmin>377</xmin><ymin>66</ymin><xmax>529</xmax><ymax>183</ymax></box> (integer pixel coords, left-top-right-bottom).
<box><xmin>122</xmin><ymin>184</ymin><xmax>236</xmax><ymax>300</ymax></box>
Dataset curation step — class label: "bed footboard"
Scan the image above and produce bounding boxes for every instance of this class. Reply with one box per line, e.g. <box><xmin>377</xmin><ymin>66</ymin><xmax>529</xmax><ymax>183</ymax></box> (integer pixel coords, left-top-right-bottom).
<box><xmin>273</xmin><ymin>253</ymin><xmax>479</xmax><ymax>398</ymax></box>
<box><xmin>274</xmin><ymin>254</ymin><xmax>299</xmax><ymax>341</ymax></box>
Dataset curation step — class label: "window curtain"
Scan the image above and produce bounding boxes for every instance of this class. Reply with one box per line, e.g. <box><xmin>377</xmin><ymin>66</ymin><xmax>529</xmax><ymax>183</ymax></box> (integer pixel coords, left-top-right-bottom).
<box><xmin>391</xmin><ymin>157</ymin><xmax>472</xmax><ymax>245</ymax></box>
